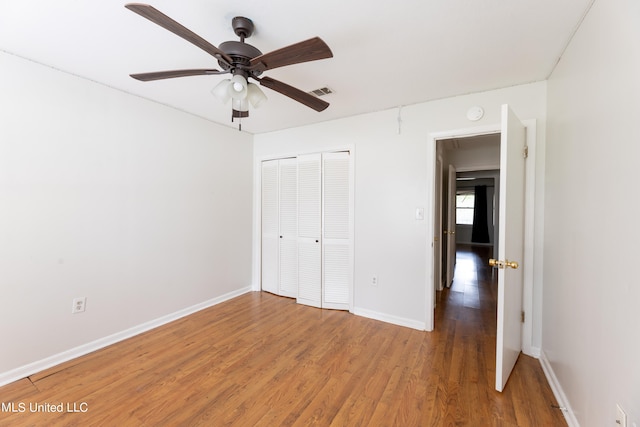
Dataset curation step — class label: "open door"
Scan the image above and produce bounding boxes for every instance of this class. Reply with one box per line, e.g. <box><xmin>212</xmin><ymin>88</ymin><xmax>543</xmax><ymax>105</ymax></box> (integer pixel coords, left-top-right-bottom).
<box><xmin>434</xmin><ymin>158</ymin><xmax>443</xmax><ymax>292</ymax></box>
<box><xmin>494</xmin><ymin>104</ymin><xmax>526</xmax><ymax>392</ymax></box>
<box><xmin>445</xmin><ymin>165</ymin><xmax>457</xmax><ymax>287</ymax></box>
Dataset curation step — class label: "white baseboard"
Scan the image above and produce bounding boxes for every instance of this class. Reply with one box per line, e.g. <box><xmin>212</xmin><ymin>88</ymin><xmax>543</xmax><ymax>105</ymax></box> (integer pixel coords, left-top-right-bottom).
<box><xmin>524</xmin><ymin>345</ymin><xmax>541</xmax><ymax>358</ymax></box>
<box><xmin>353</xmin><ymin>307</ymin><xmax>426</xmax><ymax>330</ymax></box>
<box><xmin>0</xmin><ymin>287</ymin><xmax>252</xmax><ymax>388</ymax></box>
<box><xmin>539</xmin><ymin>349</ymin><xmax>579</xmax><ymax>427</ymax></box>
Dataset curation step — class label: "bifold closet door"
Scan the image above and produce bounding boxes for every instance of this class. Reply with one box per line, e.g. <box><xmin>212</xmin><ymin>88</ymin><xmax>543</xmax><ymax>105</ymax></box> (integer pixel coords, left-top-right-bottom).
<box><xmin>322</xmin><ymin>152</ymin><xmax>351</xmax><ymax>310</ymax></box>
<box><xmin>296</xmin><ymin>153</ymin><xmax>322</xmax><ymax>307</ymax></box>
<box><xmin>261</xmin><ymin>158</ymin><xmax>297</xmax><ymax>297</ymax></box>
<box><xmin>296</xmin><ymin>152</ymin><xmax>351</xmax><ymax>310</ymax></box>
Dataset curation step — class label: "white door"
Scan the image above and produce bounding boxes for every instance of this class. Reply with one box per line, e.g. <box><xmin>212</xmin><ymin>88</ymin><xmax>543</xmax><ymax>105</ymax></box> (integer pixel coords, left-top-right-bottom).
<box><xmin>322</xmin><ymin>152</ymin><xmax>351</xmax><ymax>310</ymax></box>
<box><xmin>446</xmin><ymin>164</ymin><xmax>457</xmax><ymax>287</ymax></box>
<box><xmin>297</xmin><ymin>153</ymin><xmax>322</xmax><ymax>308</ymax></box>
<box><xmin>495</xmin><ymin>104</ymin><xmax>527</xmax><ymax>392</ymax></box>
<box><xmin>278</xmin><ymin>158</ymin><xmax>298</xmax><ymax>298</ymax></box>
<box><xmin>434</xmin><ymin>158</ymin><xmax>443</xmax><ymax>292</ymax></box>
<box><xmin>261</xmin><ymin>160</ymin><xmax>279</xmax><ymax>294</ymax></box>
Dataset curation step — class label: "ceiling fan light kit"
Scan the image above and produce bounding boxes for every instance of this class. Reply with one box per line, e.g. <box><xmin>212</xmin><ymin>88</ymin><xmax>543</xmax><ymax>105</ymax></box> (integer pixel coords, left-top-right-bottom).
<box><xmin>125</xmin><ymin>3</ymin><xmax>333</xmax><ymax>130</ymax></box>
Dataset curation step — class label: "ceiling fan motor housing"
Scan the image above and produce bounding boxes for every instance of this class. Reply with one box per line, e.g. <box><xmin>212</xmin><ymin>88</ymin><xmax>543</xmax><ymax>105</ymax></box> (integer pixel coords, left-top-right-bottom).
<box><xmin>217</xmin><ymin>41</ymin><xmax>262</xmax><ymax>75</ymax></box>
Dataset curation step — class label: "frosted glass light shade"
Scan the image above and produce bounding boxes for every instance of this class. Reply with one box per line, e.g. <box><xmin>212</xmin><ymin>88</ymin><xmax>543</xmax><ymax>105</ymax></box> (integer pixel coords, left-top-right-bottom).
<box><xmin>211</xmin><ymin>79</ymin><xmax>231</xmax><ymax>104</ymax></box>
<box><xmin>247</xmin><ymin>83</ymin><xmax>267</xmax><ymax>108</ymax></box>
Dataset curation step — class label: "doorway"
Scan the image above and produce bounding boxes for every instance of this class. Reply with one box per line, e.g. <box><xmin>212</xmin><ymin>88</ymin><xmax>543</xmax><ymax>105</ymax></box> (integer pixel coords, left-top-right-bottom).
<box><xmin>428</xmin><ymin>106</ymin><xmax>536</xmax><ymax>392</ymax></box>
<box><xmin>435</xmin><ymin>133</ymin><xmax>501</xmax><ymax>293</ymax></box>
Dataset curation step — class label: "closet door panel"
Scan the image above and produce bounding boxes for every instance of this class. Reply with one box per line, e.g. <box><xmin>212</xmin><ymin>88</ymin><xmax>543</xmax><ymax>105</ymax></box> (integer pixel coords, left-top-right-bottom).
<box><xmin>297</xmin><ymin>239</ymin><xmax>322</xmax><ymax>307</ymax></box>
<box><xmin>323</xmin><ymin>243</ymin><xmax>350</xmax><ymax>307</ymax></box>
<box><xmin>278</xmin><ymin>158</ymin><xmax>298</xmax><ymax>297</ymax></box>
<box><xmin>297</xmin><ymin>153</ymin><xmax>322</xmax><ymax>307</ymax></box>
<box><xmin>323</xmin><ymin>153</ymin><xmax>350</xmax><ymax>240</ymax></box>
<box><xmin>261</xmin><ymin>160</ymin><xmax>279</xmax><ymax>294</ymax></box>
<box><xmin>322</xmin><ymin>152</ymin><xmax>351</xmax><ymax>309</ymax></box>
<box><xmin>297</xmin><ymin>154</ymin><xmax>321</xmax><ymax>239</ymax></box>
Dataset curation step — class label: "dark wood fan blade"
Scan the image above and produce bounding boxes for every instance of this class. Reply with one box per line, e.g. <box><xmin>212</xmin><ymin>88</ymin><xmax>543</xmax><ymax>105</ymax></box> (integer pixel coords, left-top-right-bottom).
<box><xmin>125</xmin><ymin>3</ymin><xmax>233</xmax><ymax>64</ymax></box>
<box><xmin>259</xmin><ymin>76</ymin><xmax>329</xmax><ymax>112</ymax></box>
<box><xmin>130</xmin><ymin>69</ymin><xmax>227</xmax><ymax>81</ymax></box>
<box><xmin>249</xmin><ymin>37</ymin><xmax>333</xmax><ymax>72</ymax></box>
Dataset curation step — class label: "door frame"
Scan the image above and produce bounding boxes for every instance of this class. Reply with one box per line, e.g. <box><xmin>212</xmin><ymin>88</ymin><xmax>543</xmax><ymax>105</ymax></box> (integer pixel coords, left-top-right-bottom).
<box><xmin>425</xmin><ymin>120</ymin><xmax>537</xmax><ymax>357</ymax></box>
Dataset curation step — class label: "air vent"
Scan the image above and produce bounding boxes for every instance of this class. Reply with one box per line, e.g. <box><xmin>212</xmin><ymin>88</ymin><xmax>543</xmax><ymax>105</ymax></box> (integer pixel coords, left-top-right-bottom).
<box><xmin>309</xmin><ymin>87</ymin><xmax>334</xmax><ymax>97</ymax></box>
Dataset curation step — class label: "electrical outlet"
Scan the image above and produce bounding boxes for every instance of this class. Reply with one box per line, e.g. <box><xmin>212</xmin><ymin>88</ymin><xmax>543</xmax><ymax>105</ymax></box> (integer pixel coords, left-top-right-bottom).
<box><xmin>72</xmin><ymin>297</ymin><xmax>86</xmax><ymax>314</ymax></box>
<box><xmin>616</xmin><ymin>404</ymin><xmax>627</xmax><ymax>427</ymax></box>
<box><xmin>372</xmin><ymin>275</ymin><xmax>378</xmax><ymax>286</ymax></box>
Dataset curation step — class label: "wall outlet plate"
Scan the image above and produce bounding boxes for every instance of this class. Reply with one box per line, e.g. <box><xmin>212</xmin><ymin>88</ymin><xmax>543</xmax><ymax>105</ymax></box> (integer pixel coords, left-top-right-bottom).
<box><xmin>72</xmin><ymin>297</ymin><xmax>87</xmax><ymax>314</ymax></box>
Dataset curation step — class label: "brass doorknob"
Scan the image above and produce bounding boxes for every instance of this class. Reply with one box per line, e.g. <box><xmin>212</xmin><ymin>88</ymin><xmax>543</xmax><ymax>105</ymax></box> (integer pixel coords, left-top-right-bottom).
<box><xmin>489</xmin><ymin>259</ymin><xmax>519</xmax><ymax>269</ymax></box>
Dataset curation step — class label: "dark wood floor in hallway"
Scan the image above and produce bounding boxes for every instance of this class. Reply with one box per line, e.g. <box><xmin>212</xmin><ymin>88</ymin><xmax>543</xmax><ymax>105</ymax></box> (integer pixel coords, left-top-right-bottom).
<box><xmin>0</xmin><ymin>246</ymin><xmax>566</xmax><ymax>426</ymax></box>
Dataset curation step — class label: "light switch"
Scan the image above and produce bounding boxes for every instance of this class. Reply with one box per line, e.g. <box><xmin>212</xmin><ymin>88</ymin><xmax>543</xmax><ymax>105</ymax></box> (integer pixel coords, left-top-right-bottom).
<box><xmin>415</xmin><ymin>207</ymin><xmax>424</xmax><ymax>221</ymax></box>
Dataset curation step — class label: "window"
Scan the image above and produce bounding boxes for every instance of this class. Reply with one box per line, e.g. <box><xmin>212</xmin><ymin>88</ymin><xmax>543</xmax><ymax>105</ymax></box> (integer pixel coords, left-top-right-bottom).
<box><xmin>456</xmin><ymin>191</ymin><xmax>474</xmax><ymax>225</ymax></box>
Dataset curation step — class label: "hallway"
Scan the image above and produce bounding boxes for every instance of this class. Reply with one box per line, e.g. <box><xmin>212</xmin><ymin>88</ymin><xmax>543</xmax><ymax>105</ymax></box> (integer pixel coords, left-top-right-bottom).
<box><xmin>436</xmin><ymin>244</ymin><xmax>496</xmax><ymax>330</ymax></box>
<box><xmin>434</xmin><ymin>244</ymin><xmax>566</xmax><ymax>425</ymax></box>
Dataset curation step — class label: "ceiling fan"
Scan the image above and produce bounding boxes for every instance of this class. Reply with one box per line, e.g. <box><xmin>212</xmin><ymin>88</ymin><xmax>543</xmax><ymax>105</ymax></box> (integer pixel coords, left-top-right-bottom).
<box><xmin>125</xmin><ymin>3</ymin><xmax>333</xmax><ymax>128</ymax></box>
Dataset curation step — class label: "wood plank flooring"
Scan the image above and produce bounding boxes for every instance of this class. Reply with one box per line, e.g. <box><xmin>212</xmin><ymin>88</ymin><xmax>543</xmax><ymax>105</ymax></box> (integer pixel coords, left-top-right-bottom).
<box><xmin>0</xmin><ymin>246</ymin><xmax>566</xmax><ymax>426</ymax></box>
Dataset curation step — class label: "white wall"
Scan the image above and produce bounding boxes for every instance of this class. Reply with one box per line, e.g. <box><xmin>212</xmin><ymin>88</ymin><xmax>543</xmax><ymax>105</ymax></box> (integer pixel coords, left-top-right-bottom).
<box><xmin>254</xmin><ymin>82</ymin><xmax>547</xmax><ymax>337</ymax></box>
<box><xmin>0</xmin><ymin>52</ymin><xmax>253</xmax><ymax>382</ymax></box>
<box><xmin>543</xmin><ymin>0</ymin><xmax>640</xmax><ymax>425</ymax></box>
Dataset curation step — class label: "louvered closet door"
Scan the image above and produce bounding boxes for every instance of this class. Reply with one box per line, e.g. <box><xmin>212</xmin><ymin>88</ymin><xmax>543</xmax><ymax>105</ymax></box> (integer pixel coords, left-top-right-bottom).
<box><xmin>322</xmin><ymin>152</ymin><xmax>351</xmax><ymax>310</ymax></box>
<box><xmin>297</xmin><ymin>153</ymin><xmax>322</xmax><ymax>308</ymax></box>
<box><xmin>278</xmin><ymin>158</ymin><xmax>298</xmax><ymax>298</ymax></box>
<box><xmin>261</xmin><ymin>160</ymin><xmax>279</xmax><ymax>294</ymax></box>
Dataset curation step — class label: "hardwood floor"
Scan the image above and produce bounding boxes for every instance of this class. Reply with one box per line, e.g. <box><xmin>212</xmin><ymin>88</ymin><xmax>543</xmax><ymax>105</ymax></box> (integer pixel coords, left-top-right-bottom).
<box><xmin>0</xmin><ymin>246</ymin><xmax>566</xmax><ymax>426</ymax></box>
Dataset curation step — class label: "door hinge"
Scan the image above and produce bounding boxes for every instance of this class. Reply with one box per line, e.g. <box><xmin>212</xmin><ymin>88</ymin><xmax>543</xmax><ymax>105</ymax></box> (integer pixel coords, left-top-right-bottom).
<box><xmin>521</xmin><ymin>311</ymin><xmax>525</xmax><ymax>323</ymax></box>
<box><xmin>523</xmin><ymin>146</ymin><xmax>529</xmax><ymax>159</ymax></box>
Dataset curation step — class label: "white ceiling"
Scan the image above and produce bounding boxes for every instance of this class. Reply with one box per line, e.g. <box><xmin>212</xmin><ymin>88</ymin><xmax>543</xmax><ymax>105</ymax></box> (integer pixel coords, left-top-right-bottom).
<box><xmin>0</xmin><ymin>1</ymin><xmax>593</xmax><ymax>134</ymax></box>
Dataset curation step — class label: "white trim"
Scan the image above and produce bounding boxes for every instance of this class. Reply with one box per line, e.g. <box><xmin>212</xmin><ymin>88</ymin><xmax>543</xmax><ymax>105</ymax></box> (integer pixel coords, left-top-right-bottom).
<box><xmin>353</xmin><ymin>307</ymin><xmax>427</xmax><ymax>331</ymax></box>
<box><xmin>0</xmin><ymin>287</ymin><xmax>252</xmax><ymax>388</ymax></box>
<box><xmin>528</xmin><ymin>345</ymin><xmax>541</xmax><ymax>358</ymax></box>
<box><xmin>539</xmin><ymin>350</ymin><xmax>579</xmax><ymax>427</ymax></box>
<box><xmin>521</xmin><ymin>119</ymin><xmax>537</xmax><ymax>357</ymax></box>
